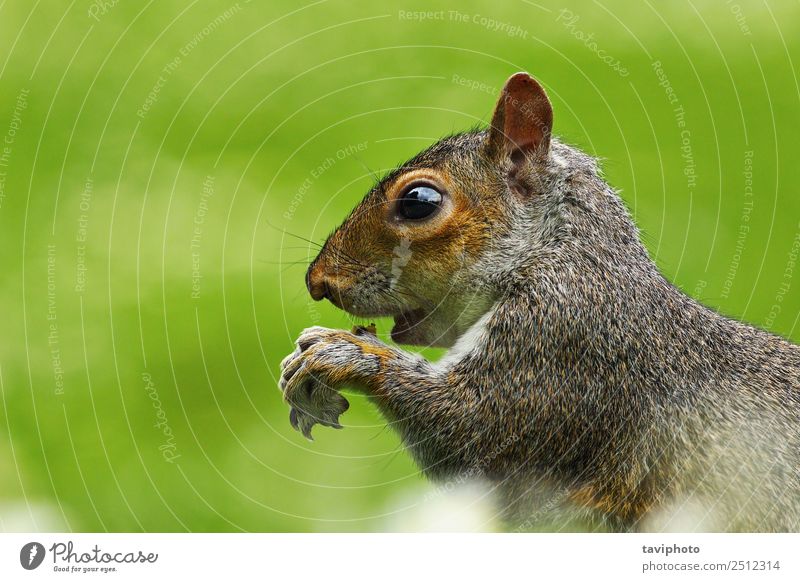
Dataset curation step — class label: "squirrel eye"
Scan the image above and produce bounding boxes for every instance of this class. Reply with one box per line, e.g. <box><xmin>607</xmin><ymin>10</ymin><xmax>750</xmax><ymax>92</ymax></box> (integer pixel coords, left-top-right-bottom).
<box><xmin>396</xmin><ymin>185</ymin><xmax>442</xmax><ymax>220</ymax></box>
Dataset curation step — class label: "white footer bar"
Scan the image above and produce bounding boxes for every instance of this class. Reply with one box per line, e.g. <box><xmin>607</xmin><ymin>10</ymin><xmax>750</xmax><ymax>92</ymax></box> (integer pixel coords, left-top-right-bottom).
<box><xmin>1</xmin><ymin>533</ymin><xmax>797</xmax><ymax>581</ymax></box>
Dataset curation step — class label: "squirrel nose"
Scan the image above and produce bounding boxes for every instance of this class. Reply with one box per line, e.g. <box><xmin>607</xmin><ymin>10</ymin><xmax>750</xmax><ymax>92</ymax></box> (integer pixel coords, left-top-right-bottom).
<box><xmin>306</xmin><ymin>265</ymin><xmax>330</xmax><ymax>301</ymax></box>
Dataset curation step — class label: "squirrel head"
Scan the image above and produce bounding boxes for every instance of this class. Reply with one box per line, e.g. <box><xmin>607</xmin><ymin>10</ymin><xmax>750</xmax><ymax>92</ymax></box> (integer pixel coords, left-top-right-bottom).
<box><xmin>306</xmin><ymin>73</ymin><xmax>559</xmax><ymax>347</ymax></box>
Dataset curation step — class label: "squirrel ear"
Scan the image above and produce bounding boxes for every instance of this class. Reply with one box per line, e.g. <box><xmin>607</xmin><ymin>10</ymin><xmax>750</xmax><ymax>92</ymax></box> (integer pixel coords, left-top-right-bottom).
<box><xmin>487</xmin><ymin>72</ymin><xmax>553</xmax><ymax>164</ymax></box>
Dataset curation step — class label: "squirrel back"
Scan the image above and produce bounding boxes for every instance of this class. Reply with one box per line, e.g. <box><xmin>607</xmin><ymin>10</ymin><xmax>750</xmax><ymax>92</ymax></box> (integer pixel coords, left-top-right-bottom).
<box><xmin>284</xmin><ymin>72</ymin><xmax>800</xmax><ymax>531</ymax></box>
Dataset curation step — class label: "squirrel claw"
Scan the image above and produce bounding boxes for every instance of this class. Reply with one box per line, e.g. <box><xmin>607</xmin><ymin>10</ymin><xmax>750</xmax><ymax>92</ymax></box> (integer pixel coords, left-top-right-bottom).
<box><xmin>289</xmin><ymin>406</ymin><xmax>316</xmax><ymax>441</ymax></box>
<box><xmin>285</xmin><ymin>386</ymin><xmax>348</xmax><ymax>440</ymax></box>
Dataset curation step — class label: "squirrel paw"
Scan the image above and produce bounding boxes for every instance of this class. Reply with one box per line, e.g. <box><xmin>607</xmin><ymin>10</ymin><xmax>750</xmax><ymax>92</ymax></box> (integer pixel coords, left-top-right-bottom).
<box><xmin>279</xmin><ymin>326</ymin><xmax>382</xmax><ymax>440</ymax></box>
<box><xmin>287</xmin><ymin>383</ymin><xmax>349</xmax><ymax>441</ymax></box>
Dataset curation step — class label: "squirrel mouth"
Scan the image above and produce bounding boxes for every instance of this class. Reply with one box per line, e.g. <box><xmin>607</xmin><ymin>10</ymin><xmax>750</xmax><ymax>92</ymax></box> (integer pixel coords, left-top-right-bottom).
<box><xmin>391</xmin><ymin>308</ymin><xmax>428</xmax><ymax>344</ymax></box>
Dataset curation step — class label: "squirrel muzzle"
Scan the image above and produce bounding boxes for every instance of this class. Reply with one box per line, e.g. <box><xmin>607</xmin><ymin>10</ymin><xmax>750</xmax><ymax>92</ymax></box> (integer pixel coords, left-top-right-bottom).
<box><xmin>305</xmin><ymin>262</ymin><xmax>330</xmax><ymax>302</ymax></box>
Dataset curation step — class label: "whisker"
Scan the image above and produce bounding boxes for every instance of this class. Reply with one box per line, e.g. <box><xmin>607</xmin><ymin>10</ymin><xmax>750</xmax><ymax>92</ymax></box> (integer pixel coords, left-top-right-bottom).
<box><xmin>264</xmin><ymin>218</ymin><xmax>325</xmax><ymax>249</ymax></box>
<box><xmin>326</xmin><ymin>245</ymin><xmax>370</xmax><ymax>269</ymax></box>
<box><xmin>259</xmin><ymin>259</ymin><xmax>310</xmax><ymax>266</ymax></box>
<box><xmin>351</xmin><ymin>153</ymin><xmax>381</xmax><ymax>185</ymax></box>
<box><xmin>281</xmin><ymin>263</ymin><xmax>307</xmax><ymax>274</ymax></box>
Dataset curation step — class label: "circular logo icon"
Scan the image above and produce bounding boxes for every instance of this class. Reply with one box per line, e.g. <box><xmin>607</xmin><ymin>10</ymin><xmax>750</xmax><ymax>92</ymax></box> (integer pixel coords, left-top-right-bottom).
<box><xmin>20</xmin><ymin>542</ymin><xmax>46</xmax><ymax>570</ymax></box>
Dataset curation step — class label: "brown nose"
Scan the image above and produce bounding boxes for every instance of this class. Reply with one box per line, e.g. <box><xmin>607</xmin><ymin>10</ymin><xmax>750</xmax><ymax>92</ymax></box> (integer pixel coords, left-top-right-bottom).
<box><xmin>306</xmin><ymin>264</ymin><xmax>330</xmax><ymax>301</ymax></box>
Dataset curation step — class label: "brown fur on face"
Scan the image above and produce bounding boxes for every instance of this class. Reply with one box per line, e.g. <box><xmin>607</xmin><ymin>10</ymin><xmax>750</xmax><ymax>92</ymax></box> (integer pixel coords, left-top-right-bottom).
<box><xmin>306</xmin><ymin>132</ymin><xmax>509</xmax><ymax>347</ymax></box>
<box><xmin>305</xmin><ymin>75</ymin><xmax>556</xmax><ymax>346</ymax></box>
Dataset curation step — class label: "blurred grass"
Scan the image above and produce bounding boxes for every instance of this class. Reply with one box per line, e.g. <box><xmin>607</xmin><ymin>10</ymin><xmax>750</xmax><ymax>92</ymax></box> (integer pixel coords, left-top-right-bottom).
<box><xmin>0</xmin><ymin>0</ymin><xmax>798</xmax><ymax>531</ymax></box>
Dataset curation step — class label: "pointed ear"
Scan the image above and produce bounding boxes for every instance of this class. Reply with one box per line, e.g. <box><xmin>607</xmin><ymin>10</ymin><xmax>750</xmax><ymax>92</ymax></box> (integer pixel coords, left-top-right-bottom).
<box><xmin>487</xmin><ymin>72</ymin><xmax>553</xmax><ymax>164</ymax></box>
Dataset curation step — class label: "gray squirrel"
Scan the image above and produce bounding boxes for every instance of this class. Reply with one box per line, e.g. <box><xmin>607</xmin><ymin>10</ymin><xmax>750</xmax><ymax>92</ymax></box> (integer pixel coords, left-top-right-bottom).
<box><xmin>280</xmin><ymin>72</ymin><xmax>800</xmax><ymax>531</ymax></box>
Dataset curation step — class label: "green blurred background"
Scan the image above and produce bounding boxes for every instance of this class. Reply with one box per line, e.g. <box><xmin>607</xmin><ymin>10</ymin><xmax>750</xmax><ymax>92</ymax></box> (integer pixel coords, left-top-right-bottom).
<box><xmin>0</xmin><ymin>0</ymin><xmax>798</xmax><ymax>532</ymax></box>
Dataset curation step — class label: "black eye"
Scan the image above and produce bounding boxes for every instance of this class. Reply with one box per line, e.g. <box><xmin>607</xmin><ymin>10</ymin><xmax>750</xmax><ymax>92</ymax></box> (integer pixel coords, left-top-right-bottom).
<box><xmin>396</xmin><ymin>186</ymin><xmax>442</xmax><ymax>220</ymax></box>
